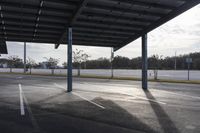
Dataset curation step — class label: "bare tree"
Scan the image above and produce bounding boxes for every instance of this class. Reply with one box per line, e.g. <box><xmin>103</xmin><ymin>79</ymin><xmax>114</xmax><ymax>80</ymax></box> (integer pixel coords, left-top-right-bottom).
<box><xmin>8</xmin><ymin>55</ymin><xmax>23</xmax><ymax>72</ymax></box>
<box><xmin>73</xmin><ymin>49</ymin><xmax>90</xmax><ymax>76</ymax></box>
<box><xmin>82</xmin><ymin>53</ymin><xmax>90</xmax><ymax>69</ymax></box>
<box><xmin>27</xmin><ymin>57</ymin><xmax>36</xmax><ymax>74</ymax></box>
<box><xmin>43</xmin><ymin>57</ymin><xmax>59</xmax><ymax>75</ymax></box>
<box><xmin>151</xmin><ymin>54</ymin><xmax>163</xmax><ymax>80</ymax></box>
<box><xmin>7</xmin><ymin>56</ymin><xmax>13</xmax><ymax>73</ymax></box>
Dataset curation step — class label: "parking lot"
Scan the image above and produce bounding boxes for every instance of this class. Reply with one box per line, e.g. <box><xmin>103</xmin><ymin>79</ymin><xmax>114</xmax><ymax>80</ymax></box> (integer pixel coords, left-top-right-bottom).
<box><xmin>0</xmin><ymin>73</ymin><xmax>199</xmax><ymax>133</ymax></box>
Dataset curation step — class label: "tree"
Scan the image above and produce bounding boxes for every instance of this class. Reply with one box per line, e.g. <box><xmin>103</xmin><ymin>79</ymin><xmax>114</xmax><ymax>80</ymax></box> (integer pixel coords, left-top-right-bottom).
<box><xmin>69</xmin><ymin>52</ymin><xmax>200</xmax><ymax>70</ymax></box>
<box><xmin>43</xmin><ymin>57</ymin><xmax>59</xmax><ymax>75</ymax></box>
<box><xmin>149</xmin><ymin>54</ymin><xmax>163</xmax><ymax>80</ymax></box>
<box><xmin>82</xmin><ymin>53</ymin><xmax>90</xmax><ymax>69</ymax></box>
<box><xmin>73</xmin><ymin>49</ymin><xmax>90</xmax><ymax>76</ymax></box>
<box><xmin>130</xmin><ymin>57</ymin><xmax>141</xmax><ymax>69</ymax></box>
<box><xmin>84</xmin><ymin>58</ymin><xmax>110</xmax><ymax>69</ymax></box>
<box><xmin>7</xmin><ymin>56</ymin><xmax>23</xmax><ymax>72</ymax></box>
<box><xmin>113</xmin><ymin>56</ymin><xmax>130</xmax><ymax>69</ymax></box>
<box><xmin>193</xmin><ymin>58</ymin><xmax>200</xmax><ymax>70</ymax></box>
<box><xmin>62</xmin><ymin>62</ymin><xmax>67</xmax><ymax>69</ymax></box>
<box><xmin>27</xmin><ymin>57</ymin><xmax>36</xmax><ymax>74</ymax></box>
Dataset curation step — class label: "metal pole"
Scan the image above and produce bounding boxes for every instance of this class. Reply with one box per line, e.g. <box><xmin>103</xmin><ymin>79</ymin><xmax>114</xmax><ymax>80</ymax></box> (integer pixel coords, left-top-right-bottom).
<box><xmin>111</xmin><ymin>47</ymin><xmax>114</xmax><ymax>78</ymax></box>
<box><xmin>188</xmin><ymin>62</ymin><xmax>190</xmax><ymax>80</ymax></box>
<box><xmin>175</xmin><ymin>51</ymin><xmax>177</xmax><ymax>70</ymax></box>
<box><xmin>24</xmin><ymin>42</ymin><xmax>26</xmax><ymax>73</ymax></box>
<box><xmin>67</xmin><ymin>27</ymin><xmax>72</xmax><ymax>92</ymax></box>
<box><xmin>142</xmin><ymin>34</ymin><xmax>148</xmax><ymax>90</ymax></box>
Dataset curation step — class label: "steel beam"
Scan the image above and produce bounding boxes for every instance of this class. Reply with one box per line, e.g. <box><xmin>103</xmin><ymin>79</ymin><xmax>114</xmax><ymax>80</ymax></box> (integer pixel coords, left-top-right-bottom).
<box><xmin>142</xmin><ymin>34</ymin><xmax>148</xmax><ymax>90</ymax></box>
<box><xmin>57</xmin><ymin>0</ymin><xmax>89</xmax><ymax>44</ymax></box>
<box><xmin>0</xmin><ymin>40</ymin><xmax>8</xmax><ymax>54</ymax></box>
<box><xmin>24</xmin><ymin>42</ymin><xmax>26</xmax><ymax>73</ymax></box>
<box><xmin>111</xmin><ymin>47</ymin><xmax>114</xmax><ymax>78</ymax></box>
<box><xmin>55</xmin><ymin>44</ymin><xmax>60</xmax><ymax>49</ymax></box>
<box><xmin>86</xmin><ymin>3</ymin><xmax>164</xmax><ymax>17</ymax></box>
<box><xmin>67</xmin><ymin>27</ymin><xmax>72</xmax><ymax>92</ymax></box>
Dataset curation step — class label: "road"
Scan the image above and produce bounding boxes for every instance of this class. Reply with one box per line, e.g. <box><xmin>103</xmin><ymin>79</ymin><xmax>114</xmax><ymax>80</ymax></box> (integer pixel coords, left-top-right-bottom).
<box><xmin>0</xmin><ymin>73</ymin><xmax>200</xmax><ymax>133</ymax></box>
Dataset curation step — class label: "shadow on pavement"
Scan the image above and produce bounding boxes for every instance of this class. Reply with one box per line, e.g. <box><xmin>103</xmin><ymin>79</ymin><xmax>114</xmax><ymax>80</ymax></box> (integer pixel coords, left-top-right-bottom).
<box><xmin>0</xmin><ymin>105</ymin><xmax>34</xmax><ymax>133</ymax></box>
<box><xmin>30</xmin><ymin>93</ymin><xmax>158</xmax><ymax>133</ymax></box>
<box><xmin>143</xmin><ymin>89</ymin><xmax>180</xmax><ymax>133</ymax></box>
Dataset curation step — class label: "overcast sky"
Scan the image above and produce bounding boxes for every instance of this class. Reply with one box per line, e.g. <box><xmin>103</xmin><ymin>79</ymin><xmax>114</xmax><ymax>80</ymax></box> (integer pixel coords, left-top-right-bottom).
<box><xmin>1</xmin><ymin>4</ymin><xmax>200</xmax><ymax>65</ymax></box>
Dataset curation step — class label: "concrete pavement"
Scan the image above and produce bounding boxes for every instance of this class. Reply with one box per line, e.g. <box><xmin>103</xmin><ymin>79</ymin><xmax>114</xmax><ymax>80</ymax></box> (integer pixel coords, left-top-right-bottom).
<box><xmin>0</xmin><ymin>74</ymin><xmax>199</xmax><ymax>133</ymax></box>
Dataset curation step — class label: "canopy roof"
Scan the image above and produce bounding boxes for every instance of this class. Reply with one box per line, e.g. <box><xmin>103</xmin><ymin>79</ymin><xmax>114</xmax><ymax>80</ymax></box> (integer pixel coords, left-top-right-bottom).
<box><xmin>0</xmin><ymin>40</ymin><xmax>8</xmax><ymax>54</ymax></box>
<box><xmin>0</xmin><ymin>0</ymin><xmax>199</xmax><ymax>51</ymax></box>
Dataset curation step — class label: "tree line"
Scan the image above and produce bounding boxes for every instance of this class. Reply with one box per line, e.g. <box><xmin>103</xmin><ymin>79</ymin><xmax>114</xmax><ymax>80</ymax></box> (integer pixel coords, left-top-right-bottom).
<box><xmin>75</xmin><ymin>52</ymin><xmax>200</xmax><ymax>70</ymax></box>
<box><xmin>0</xmin><ymin>52</ymin><xmax>200</xmax><ymax>70</ymax></box>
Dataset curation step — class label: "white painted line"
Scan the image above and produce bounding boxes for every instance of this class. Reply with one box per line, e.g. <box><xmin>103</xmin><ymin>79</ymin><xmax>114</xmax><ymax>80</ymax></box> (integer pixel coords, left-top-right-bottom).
<box><xmin>21</xmin><ymin>86</ymin><xmax>40</xmax><ymax>132</ymax></box>
<box><xmin>55</xmin><ymin>83</ymin><xmax>164</xmax><ymax>106</ymax></box>
<box><xmin>17</xmin><ymin>77</ymin><xmax>23</xmax><ymax>79</ymax></box>
<box><xmin>19</xmin><ymin>84</ymin><xmax>25</xmax><ymax>116</ymax></box>
<box><xmin>151</xmin><ymin>89</ymin><xmax>200</xmax><ymax>100</ymax></box>
<box><xmin>72</xmin><ymin>92</ymin><xmax>105</xmax><ymax>109</ymax></box>
<box><xmin>54</xmin><ymin>83</ymin><xmax>66</xmax><ymax>91</ymax></box>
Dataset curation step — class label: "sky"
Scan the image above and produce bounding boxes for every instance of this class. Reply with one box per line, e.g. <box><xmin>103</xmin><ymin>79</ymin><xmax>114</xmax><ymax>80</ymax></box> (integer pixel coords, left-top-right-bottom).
<box><xmin>1</xmin><ymin>4</ymin><xmax>200</xmax><ymax>65</ymax></box>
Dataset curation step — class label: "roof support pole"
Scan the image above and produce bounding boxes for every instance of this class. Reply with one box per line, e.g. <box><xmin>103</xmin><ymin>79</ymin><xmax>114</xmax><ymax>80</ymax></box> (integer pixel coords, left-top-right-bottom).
<box><xmin>111</xmin><ymin>47</ymin><xmax>114</xmax><ymax>78</ymax></box>
<box><xmin>24</xmin><ymin>42</ymin><xmax>26</xmax><ymax>74</ymax></box>
<box><xmin>142</xmin><ymin>34</ymin><xmax>148</xmax><ymax>90</ymax></box>
<box><xmin>67</xmin><ymin>27</ymin><xmax>73</xmax><ymax>92</ymax></box>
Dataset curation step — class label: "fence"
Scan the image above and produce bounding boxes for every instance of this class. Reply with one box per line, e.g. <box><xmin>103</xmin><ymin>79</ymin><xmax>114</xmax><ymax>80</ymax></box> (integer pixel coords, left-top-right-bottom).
<box><xmin>0</xmin><ymin>68</ymin><xmax>200</xmax><ymax>81</ymax></box>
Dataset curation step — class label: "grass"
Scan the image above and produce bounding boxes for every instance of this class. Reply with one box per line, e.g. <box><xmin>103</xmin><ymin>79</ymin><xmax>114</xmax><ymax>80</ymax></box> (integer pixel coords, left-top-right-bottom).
<box><xmin>1</xmin><ymin>72</ymin><xmax>200</xmax><ymax>85</ymax></box>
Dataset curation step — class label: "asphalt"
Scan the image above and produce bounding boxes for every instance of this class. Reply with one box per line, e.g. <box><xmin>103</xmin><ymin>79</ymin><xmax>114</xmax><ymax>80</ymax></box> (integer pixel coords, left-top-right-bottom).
<box><xmin>0</xmin><ymin>73</ymin><xmax>199</xmax><ymax>133</ymax></box>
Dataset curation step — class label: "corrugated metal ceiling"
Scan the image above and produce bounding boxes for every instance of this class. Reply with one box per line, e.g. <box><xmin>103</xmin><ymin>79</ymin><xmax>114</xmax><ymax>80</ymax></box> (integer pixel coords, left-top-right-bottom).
<box><xmin>0</xmin><ymin>0</ymin><xmax>199</xmax><ymax>51</ymax></box>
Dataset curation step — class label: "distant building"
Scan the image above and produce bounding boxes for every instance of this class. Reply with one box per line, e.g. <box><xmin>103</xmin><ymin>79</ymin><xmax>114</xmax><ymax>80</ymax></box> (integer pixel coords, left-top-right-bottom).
<box><xmin>0</xmin><ymin>58</ymin><xmax>8</xmax><ymax>68</ymax></box>
<box><xmin>40</xmin><ymin>61</ymin><xmax>48</xmax><ymax>69</ymax></box>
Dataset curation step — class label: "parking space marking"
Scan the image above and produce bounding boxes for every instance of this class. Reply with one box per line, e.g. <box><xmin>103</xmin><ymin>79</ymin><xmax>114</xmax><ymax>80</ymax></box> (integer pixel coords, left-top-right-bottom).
<box><xmin>19</xmin><ymin>83</ymin><xmax>41</xmax><ymax>132</ymax></box>
<box><xmin>19</xmin><ymin>84</ymin><xmax>25</xmax><ymax>116</ymax></box>
<box><xmin>151</xmin><ymin>89</ymin><xmax>200</xmax><ymax>100</ymax></box>
<box><xmin>75</xmin><ymin>82</ymin><xmax>167</xmax><ymax>105</ymax></box>
<box><xmin>72</xmin><ymin>92</ymin><xmax>105</xmax><ymax>109</ymax></box>
<box><xmin>78</xmin><ymin>82</ymin><xmax>198</xmax><ymax>102</ymax></box>
<box><xmin>54</xmin><ymin>83</ymin><xmax>105</xmax><ymax>109</ymax></box>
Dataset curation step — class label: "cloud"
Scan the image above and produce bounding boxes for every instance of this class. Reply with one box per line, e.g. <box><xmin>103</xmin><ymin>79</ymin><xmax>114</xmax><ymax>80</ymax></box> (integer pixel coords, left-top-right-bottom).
<box><xmin>112</xmin><ymin>4</ymin><xmax>200</xmax><ymax>58</ymax></box>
